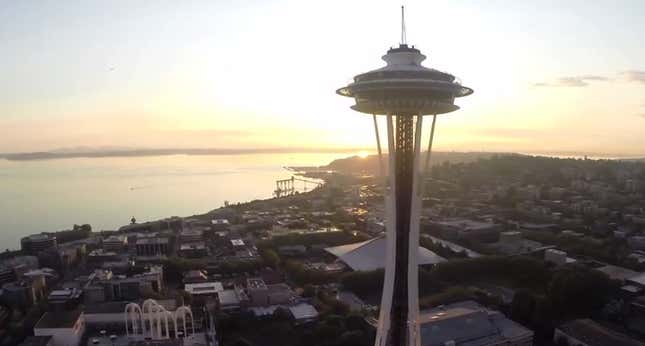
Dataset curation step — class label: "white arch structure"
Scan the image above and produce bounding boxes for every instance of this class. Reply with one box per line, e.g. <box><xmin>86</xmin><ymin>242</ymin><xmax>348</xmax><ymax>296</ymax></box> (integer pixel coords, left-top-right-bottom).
<box><xmin>124</xmin><ymin>303</ymin><xmax>142</xmax><ymax>337</ymax></box>
<box><xmin>174</xmin><ymin>305</ymin><xmax>195</xmax><ymax>337</ymax></box>
<box><xmin>124</xmin><ymin>299</ymin><xmax>194</xmax><ymax>340</ymax></box>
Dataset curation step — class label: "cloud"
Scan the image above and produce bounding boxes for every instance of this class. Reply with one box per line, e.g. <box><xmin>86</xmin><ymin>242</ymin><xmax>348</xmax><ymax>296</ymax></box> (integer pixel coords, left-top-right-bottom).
<box><xmin>532</xmin><ymin>75</ymin><xmax>610</xmax><ymax>88</ymax></box>
<box><xmin>622</xmin><ymin>70</ymin><xmax>645</xmax><ymax>83</ymax></box>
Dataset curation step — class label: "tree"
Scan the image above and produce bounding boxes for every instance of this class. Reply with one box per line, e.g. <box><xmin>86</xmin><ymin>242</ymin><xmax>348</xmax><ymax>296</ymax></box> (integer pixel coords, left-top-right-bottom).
<box><xmin>303</xmin><ymin>284</ymin><xmax>317</xmax><ymax>298</ymax></box>
<box><xmin>510</xmin><ymin>289</ymin><xmax>536</xmax><ymax>325</ymax></box>
<box><xmin>260</xmin><ymin>249</ymin><xmax>280</xmax><ymax>269</ymax></box>
<box><xmin>232</xmin><ymin>337</ymin><xmax>253</xmax><ymax>346</ymax></box>
<box><xmin>272</xmin><ymin>307</ymin><xmax>293</xmax><ymax>322</ymax></box>
<box><xmin>548</xmin><ymin>264</ymin><xmax>618</xmax><ymax>318</ymax></box>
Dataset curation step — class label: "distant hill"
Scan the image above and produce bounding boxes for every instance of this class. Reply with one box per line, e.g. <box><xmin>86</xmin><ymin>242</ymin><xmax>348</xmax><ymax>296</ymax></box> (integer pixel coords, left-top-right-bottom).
<box><xmin>323</xmin><ymin>151</ymin><xmax>511</xmax><ymax>175</ymax></box>
<box><xmin>0</xmin><ymin>147</ymin><xmax>363</xmax><ymax>161</ymax></box>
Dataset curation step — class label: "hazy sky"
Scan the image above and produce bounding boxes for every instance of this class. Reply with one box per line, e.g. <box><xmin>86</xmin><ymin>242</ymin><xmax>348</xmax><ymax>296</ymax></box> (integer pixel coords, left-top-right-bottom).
<box><xmin>2</xmin><ymin>0</ymin><xmax>645</xmax><ymax>156</ymax></box>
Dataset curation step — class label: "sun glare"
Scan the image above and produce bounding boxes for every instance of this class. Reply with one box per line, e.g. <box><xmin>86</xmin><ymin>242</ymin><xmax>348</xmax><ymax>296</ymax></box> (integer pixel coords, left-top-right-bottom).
<box><xmin>357</xmin><ymin>150</ymin><xmax>369</xmax><ymax>158</ymax></box>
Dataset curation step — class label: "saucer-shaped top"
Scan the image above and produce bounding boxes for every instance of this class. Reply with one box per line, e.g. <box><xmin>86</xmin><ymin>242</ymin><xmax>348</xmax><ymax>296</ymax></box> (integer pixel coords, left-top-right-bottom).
<box><xmin>337</xmin><ymin>44</ymin><xmax>473</xmax><ymax>115</ymax></box>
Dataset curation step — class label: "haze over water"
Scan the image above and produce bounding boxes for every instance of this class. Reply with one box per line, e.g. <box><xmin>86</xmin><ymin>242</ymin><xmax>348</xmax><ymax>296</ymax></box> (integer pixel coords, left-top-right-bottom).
<box><xmin>0</xmin><ymin>153</ymin><xmax>341</xmax><ymax>250</ymax></box>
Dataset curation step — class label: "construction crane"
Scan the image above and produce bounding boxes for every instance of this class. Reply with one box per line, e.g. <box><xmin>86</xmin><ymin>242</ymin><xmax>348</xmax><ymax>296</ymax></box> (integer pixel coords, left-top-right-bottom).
<box><xmin>274</xmin><ymin>176</ymin><xmax>323</xmax><ymax>198</ymax></box>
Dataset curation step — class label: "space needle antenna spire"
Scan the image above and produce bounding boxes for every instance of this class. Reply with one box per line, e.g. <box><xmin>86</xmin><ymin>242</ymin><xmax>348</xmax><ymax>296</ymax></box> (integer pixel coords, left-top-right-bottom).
<box><xmin>401</xmin><ymin>5</ymin><xmax>407</xmax><ymax>45</ymax></box>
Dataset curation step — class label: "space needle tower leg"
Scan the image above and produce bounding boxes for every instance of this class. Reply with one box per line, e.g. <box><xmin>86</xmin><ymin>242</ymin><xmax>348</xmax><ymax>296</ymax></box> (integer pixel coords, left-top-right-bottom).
<box><xmin>407</xmin><ymin>114</ymin><xmax>424</xmax><ymax>346</ymax></box>
<box><xmin>370</xmin><ymin>114</ymin><xmax>418</xmax><ymax>346</ymax></box>
<box><xmin>375</xmin><ymin>114</ymin><xmax>398</xmax><ymax>346</ymax></box>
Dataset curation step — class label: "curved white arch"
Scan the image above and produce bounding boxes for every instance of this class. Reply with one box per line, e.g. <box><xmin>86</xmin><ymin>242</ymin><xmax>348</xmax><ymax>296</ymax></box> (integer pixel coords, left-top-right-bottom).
<box><xmin>124</xmin><ymin>303</ymin><xmax>142</xmax><ymax>337</ymax></box>
<box><xmin>124</xmin><ymin>300</ymin><xmax>189</xmax><ymax>340</ymax></box>
<box><xmin>174</xmin><ymin>305</ymin><xmax>194</xmax><ymax>338</ymax></box>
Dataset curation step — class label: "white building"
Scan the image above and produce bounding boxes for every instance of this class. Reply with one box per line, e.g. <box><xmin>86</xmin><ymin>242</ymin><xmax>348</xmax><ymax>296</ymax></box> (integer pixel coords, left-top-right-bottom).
<box><xmin>34</xmin><ymin>309</ymin><xmax>85</xmax><ymax>346</ymax></box>
<box><xmin>324</xmin><ymin>236</ymin><xmax>445</xmax><ymax>271</ymax></box>
<box><xmin>419</xmin><ymin>301</ymin><xmax>533</xmax><ymax>346</ymax></box>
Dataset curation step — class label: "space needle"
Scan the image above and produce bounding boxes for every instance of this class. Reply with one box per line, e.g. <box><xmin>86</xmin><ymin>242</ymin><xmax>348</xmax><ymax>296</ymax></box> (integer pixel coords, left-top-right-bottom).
<box><xmin>336</xmin><ymin>7</ymin><xmax>473</xmax><ymax>346</ymax></box>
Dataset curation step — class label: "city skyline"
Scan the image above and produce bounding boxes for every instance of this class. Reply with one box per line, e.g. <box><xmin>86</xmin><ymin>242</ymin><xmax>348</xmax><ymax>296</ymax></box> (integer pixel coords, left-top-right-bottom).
<box><xmin>2</xmin><ymin>0</ymin><xmax>645</xmax><ymax>156</ymax></box>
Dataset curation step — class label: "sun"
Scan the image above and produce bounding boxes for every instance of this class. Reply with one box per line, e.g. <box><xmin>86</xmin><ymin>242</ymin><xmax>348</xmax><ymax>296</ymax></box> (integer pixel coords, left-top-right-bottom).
<box><xmin>357</xmin><ymin>150</ymin><xmax>369</xmax><ymax>159</ymax></box>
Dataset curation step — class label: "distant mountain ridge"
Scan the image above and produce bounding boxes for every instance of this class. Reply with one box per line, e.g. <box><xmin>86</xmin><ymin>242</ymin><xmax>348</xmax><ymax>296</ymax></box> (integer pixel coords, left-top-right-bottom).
<box><xmin>0</xmin><ymin>147</ymin><xmax>366</xmax><ymax>161</ymax></box>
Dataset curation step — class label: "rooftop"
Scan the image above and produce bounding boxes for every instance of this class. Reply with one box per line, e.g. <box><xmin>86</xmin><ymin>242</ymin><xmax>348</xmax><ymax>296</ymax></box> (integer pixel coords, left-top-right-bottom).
<box><xmin>135</xmin><ymin>237</ymin><xmax>169</xmax><ymax>245</ymax></box>
<box><xmin>35</xmin><ymin>309</ymin><xmax>82</xmax><ymax>329</ymax></box>
<box><xmin>596</xmin><ymin>265</ymin><xmax>640</xmax><ymax>281</ymax></box>
<box><xmin>25</xmin><ymin>234</ymin><xmax>53</xmax><ymax>241</ymax></box>
<box><xmin>434</xmin><ymin>219</ymin><xmax>498</xmax><ymax>231</ymax></box>
<box><xmin>180</xmin><ymin>229</ymin><xmax>203</xmax><ymax>236</ymax></box>
<box><xmin>558</xmin><ymin>319</ymin><xmax>645</xmax><ymax>346</ymax></box>
<box><xmin>247</xmin><ymin>278</ymin><xmax>267</xmax><ymax>290</ymax></box>
<box><xmin>231</xmin><ymin>239</ymin><xmax>245</xmax><ymax>246</ymax></box>
<box><xmin>218</xmin><ymin>289</ymin><xmax>240</xmax><ymax>306</ymax></box>
<box><xmin>180</xmin><ymin>242</ymin><xmax>206</xmax><ymax>250</ymax></box>
<box><xmin>17</xmin><ymin>336</ymin><xmax>53</xmax><ymax>346</ymax></box>
<box><xmin>288</xmin><ymin>303</ymin><xmax>318</xmax><ymax>321</ymax></box>
<box><xmin>103</xmin><ymin>235</ymin><xmax>126</xmax><ymax>242</ymax></box>
<box><xmin>628</xmin><ymin>272</ymin><xmax>645</xmax><ymax>287</ymax></box>
<box><xmin>419</xmin><ymin>301</ymin><xmax>533</xmax><ymax>346</ymax></box>
<box><xmin>325</xmin><ymin>236</ymin><xmax>445</xmax><ymax>271</ymax></box>
<box><xmin>184</xmin><ymin>281</ymin><xmax>224</xmax><ymax>295</ymax></box>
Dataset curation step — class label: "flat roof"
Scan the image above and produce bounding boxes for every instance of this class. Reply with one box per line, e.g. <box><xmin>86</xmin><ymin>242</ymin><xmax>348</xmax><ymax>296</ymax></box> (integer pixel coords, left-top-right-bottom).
<box><xmin>217</xmin><ymin>289</ymin><xmax>240</xmax><ymax>306</ymax></box>
<box><xmin>247</xmin><ymin>278</ymin><xmax>267</xmax><ymax>289</ymax></box>
<box><xmin>180</xmin><ymin>242</ymin><xmax>206</xmax><ymax>250</ymax></box>
<box><xmin>17</xmin><ymin>336</ymin><xmax>53</xmax><ymax>346</ymax></box>
<box><xmin>184</xmin><ymin>282</ymin><xmax>224</xmax><ymax>295</ymax></box>
<box><xmin>104</xmin><ymin>235</ymin><xmax>126</xmax><ymax>242</ymax></box>
<box><xmin>35</xmin><ymin>309</ymin><xmax>82</xmax><ymax>329</ymax></box>
<box><xmin>627</xmin><ymin>272</ymin><xmax>645</xmax><ymax>287</ymax></box>
<box><xmin>27</xmin><ymin>234</ymin><xmax>51</xmax><ymax>240</ymax></box>
<box><xmin>419</xmin><ymin>301</ymin><xmax>532</xmax><ymax>346</ymax></box>
<box><xmin>289</xmin><ymin>303</ymin><xmax>318</xmax><ymax>320</ymax></box>
<box><xmin>435</xmin><ymin>219</ymin><xmax>497</xmax><ymax>230</ymax></box>
<box><xmin>180</xmin><ymin>229</ymin><xmax>203</xmax><ymax>236</ymax></box>
<box><xmin>231</xmin><ymin>239</ymin><xmax>245</xmax><ymax>246</ymax></box>
<box><xmin>558</xmin><ymin>319</ymin><xmax>645</xmax><ymax>346</ymax></box>
<box><xmin>136</xmin><ymin>237</ymin><xmax>169</xmax><ymax>245</ymax></box>
<box><xmin>597</xmin><ymin>265</ymin><xmax>639</xmax><ymax>281</ymax></box>
<box><xmin>84</xmin><ymin>301</ymin><xmax>128</xmax><ymax>314</ymax></box>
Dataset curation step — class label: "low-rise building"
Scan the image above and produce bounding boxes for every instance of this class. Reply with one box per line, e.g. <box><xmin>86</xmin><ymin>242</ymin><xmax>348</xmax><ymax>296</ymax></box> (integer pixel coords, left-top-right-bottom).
<box><xmin>17</xmin><ymin>336</ymin><xmax>53</xmax><ymax>346</ymax></box>
<box><xmin>554</xmin><ymin>319</ymin><xmax>644</xmax><ymax>346</ymax></box>
<box><xmin>211</xmin><ymin>219</ymin><xmax>231</xmax><ymax>232</ymax></box>
<box><xmin>278</xmin><ymin>245</ymin><xmax>307</xmax><ymax>256</ymax></box>
<box><xmin>178</xmin><ymin>242</ymin><xmax>208</xmax><ymax>258</ymax></box>
<box><xmin>48</xmin><ymin>288</ymin><xmax>82</xmax><ymax>311</ymax></box>
<box><xmin>180</xmin><ymin>229</ymin><xmax>203</xmax><ymax>243</ymax></box>
<box><xmin>246</xmin><ymin>278</ymin><xmax>294</xmax><ymax>306</ymax></box>
<box><xmin>21</xmin><ymin>234</ymin><xmax>57</xmax><ymax>254</ymax></box>
<box><xmin>419</xmin><ymin>300</ymin><xmax>533</xmax><ymax>346</ymax></box>
<box><xmin>217</xmin><ymin>289</ymin><xmax>243</xmax><ymax>311</ymax></box>
<box><xmin>102</xmin><ymin>235</ymin><xmax>127</xmax><ymax>252</ymax></box>
<box><xmin>135</xmin><ymin>237</ymin><xmax>169</xmax><ymax>257</ymax></box>
<box><xmin>432</xmin><ymin>219</ymin><xmax>501</xmax><ymax>243</ymax></box>
<box><xmin>185</xmin><ymin>282</ymin><xmax>224</xmax><ymax>297</ymax></box>
<box><xmin>34</xmin><ymin>309</ymin><xmax>85</xmax><ymax>346</ymax></box>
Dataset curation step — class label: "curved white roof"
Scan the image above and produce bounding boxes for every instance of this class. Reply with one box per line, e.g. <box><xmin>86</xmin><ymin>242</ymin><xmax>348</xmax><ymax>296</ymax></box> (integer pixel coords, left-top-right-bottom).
<box><xmin>325</xmin><ymin>237</ymin><xmax>445</xmax><ymax>271</ymax></box>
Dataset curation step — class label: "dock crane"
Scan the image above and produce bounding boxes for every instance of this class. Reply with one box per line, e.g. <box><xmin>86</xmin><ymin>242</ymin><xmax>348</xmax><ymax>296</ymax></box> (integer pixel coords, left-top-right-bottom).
<box><xmin>274</xmin><ymin>176</ymin><xmax>323</xmax><ymax>198</ymax></box>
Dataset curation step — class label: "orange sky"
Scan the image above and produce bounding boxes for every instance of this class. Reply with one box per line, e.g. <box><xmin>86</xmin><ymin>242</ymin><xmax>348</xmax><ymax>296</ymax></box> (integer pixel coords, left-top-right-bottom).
<box><xmin>2</xmin><ymin>1</ymin><xmax>645</xmax><ymax>156</ymax></box>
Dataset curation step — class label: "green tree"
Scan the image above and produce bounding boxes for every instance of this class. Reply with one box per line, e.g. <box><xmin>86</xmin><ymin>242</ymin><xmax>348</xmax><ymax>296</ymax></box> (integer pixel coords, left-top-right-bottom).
<box><xmin>260</xmin><ymin>248</ymin><xmax>280</xmax><ymax>269</ymax></box>
<box><xmin>547</xmin><ymin>265</ymin><xmax>618</xmax><ymax>318</ymax></box>
<box><xmin>510</xmin><ymin>289</ymin><xmax>536</xmax><ymax>325</ymax></box>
